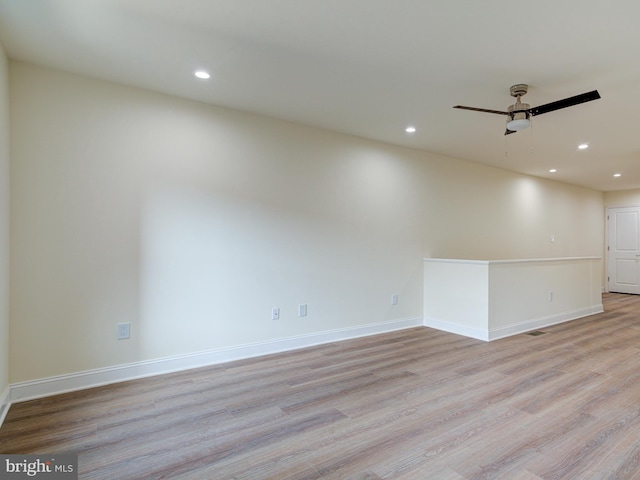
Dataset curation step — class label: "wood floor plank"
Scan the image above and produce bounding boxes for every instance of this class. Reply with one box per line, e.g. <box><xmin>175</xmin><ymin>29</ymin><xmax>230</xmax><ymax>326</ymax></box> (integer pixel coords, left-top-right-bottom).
<box><xmin>529</xmin><ymin>408</ymin><xmax>640</xmax><ymax>479</ymax></box>
<box><xmin>4</xmin><ymin>293</ymin><xmax>640</xmax><ymax>479</ymax></box>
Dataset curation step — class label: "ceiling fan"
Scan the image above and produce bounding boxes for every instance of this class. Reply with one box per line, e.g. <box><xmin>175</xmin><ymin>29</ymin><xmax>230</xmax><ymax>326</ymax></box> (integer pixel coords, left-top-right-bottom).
<box><xmin>453</xmin><ymin>84</ymin><xmax>601</xmax><ymax>135</ymax></box>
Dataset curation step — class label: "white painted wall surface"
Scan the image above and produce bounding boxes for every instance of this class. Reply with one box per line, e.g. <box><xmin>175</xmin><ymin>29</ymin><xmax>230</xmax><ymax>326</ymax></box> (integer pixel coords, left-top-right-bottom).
<box><xmin>9</xmin><ymin>62</ymin><xmax>604</xmax><ymax>383</ymax></box>
<box><xmin>424</xmin><ymin>258</ymin><xmax>603</xmax><ymax>341</ymax></box>
<box><xmin>423</xmin><ymin>260</ymin><xmax>489</xmax><ymax>339</ymax></box>
<box><xmin>488</xmin><ymin>258</ymin><xmax>602</xmax><ymax>336</ymax></box>
<box><xmin>0</xmin><ymin>42</ymin><xmax>9</xmax><ymax>416</ymax></box>
<box><xmin>604</xmin><ymin>190</ymin><xmax>640</xmax><ymax>207</ymax></box>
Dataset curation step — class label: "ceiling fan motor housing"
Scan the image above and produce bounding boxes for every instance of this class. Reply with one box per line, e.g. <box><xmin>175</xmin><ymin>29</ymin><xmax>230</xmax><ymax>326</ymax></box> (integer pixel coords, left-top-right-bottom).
<box><xmin>508</xmin><ymin>102</ymin><xmax>530</xmax><ymax>120</ymax></box>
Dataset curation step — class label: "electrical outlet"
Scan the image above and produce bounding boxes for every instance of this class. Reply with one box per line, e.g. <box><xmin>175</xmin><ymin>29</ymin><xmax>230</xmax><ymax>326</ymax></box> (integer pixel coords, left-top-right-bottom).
<box><xmin>548</xmin><ymin>291</ymin><xmax>553</xmax><ymax>302</ymax></box>
<box><xmin>391</xmin><ymin>294</ymin><xmax>398</xmax><ymax>305</ymax></box>
<box><xmin>117</xmin><ymin>323</ymin><xmax>130</xmax><ymax>340</ymax></box>
<box><xmin>272</xmin><ymin>307</ymin><xmax>280</xmax><ymax>320</ymax></box>
<box><xmin>299</xmin><ymin>304</ymin><xmax>307</xmax><ymax>317</ymax></box>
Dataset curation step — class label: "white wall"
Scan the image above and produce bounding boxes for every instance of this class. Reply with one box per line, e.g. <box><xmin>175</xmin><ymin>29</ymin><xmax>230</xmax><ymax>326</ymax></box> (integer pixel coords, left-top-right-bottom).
<box><xmin>604</xmin><ymin>189</ymin><xmax>640</xmax><ymax>207</ymax></box>
<box><xmin>9</xmin><ymin>62</ymin><xmax>604</xmax><ymax>383</ymax></box>
<box><xmin>424</xmin><ymin>258</ymin><xmax>603</xmax><ymax>341</ymax></box>
<box><xmin>0</xmin><ymin>43</ymin><xmax>10</xmax><ymax>408</ymax></box>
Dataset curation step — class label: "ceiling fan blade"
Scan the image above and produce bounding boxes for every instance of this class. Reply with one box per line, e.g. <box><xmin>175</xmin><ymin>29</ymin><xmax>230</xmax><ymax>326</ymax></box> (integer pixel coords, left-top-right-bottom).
<box><xmin>453</xmin><ymin>105</ymin><xmax>509</xmax><ymax>115</ymax></box>
<box><xmin>504</xmin><ymin>128</ymin><xmax>517</xmax><ymax>136</ymax></box>
<box><xmin>529</xmin><ymin>90</ymin><xmax>600</xmax><ymax>116</ymax></box>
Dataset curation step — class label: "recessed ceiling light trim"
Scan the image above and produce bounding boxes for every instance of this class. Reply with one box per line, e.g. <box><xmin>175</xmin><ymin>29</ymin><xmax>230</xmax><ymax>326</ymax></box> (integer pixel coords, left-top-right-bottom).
<box><xmin>613</xmin><ymin>173</ymin><xmax>622</xmax><ymax>177</ymax></box>
<box><xmin>405</xmin><ymin>126</ymin><xmax>416</xmax><ymax>133</ymax></box>
<box><xmin>194</xmin><ymin>70</ymin><xmax>211</xmax><ymax>79</ymax></box>
<box><xmin>578</xmin><ymin>143</ymin><xmax>589</xmax><ymax>150</ymax></box>
<box><xmin>549</xmin><ymin>169</ymin><xmax>557</xmax><ymax>173</ymax></box>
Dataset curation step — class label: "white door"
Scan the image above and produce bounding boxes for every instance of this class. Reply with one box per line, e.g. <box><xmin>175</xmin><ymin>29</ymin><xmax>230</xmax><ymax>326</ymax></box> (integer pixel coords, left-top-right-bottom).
<box><xmin>608</xmin><ymin>206</ymin><xmax>640</xmax><ymax>294</ymax></box>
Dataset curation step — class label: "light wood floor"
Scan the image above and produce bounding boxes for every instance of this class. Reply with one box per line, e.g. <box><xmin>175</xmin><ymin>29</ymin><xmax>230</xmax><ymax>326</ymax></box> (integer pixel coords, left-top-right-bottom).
<box><xmin>3</xmin><ymin>293</ymin><xmax>640</xmax><ymax>479</ymax></box>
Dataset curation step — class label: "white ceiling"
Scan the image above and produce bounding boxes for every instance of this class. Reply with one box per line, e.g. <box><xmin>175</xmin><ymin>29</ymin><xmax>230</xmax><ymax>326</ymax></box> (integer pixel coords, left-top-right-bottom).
<box><xmin>1</xmin><ymin>0</ymin><xmax>639</xmax><ymax>192</ymax></box>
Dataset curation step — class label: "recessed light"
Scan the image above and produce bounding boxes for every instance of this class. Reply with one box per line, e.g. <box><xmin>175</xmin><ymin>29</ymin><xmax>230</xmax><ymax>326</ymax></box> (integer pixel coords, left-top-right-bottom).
<box><xmin>194</xmin><ymin>70</ymin><xmax>211</xmax><ymax>79</ymax></box>
<box><xmin>613</xmin><ymin>173</ymin><xmax>622</xmax><ymax>177</ymax></box>
<box><xmin>578</xmin><ymin>143</ymin><xmax>589</xmax><ymax>150</ymax></box>
<box><xmin>549</xmin><ymin>169</ymin><xmax>557</xmax><ymax>173</ymax></box>
<box><xmin>405</xmin><ymin>126</ymin><xmax>416</xmax><ymax>133</ymax></box>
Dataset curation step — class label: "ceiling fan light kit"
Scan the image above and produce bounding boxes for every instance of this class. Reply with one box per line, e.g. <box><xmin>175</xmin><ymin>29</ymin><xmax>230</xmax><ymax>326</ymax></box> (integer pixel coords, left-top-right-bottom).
<box><xmin>454</xmin><ymin>84</ymin><xmax>600</xmax><ymax>135</ymax></box>
<box><xmin>506</xmin><ymin>117</ymin><xmax>530</xmax><ymax>131</ymax></box>
<box><xmin>506</xmin><ymin>110</ymin><xmax>530</xmax><ymax>131</ymax></box>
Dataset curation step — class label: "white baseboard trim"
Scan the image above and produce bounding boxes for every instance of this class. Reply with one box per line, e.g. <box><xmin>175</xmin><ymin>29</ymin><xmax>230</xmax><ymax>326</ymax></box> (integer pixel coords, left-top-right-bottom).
<box><xmin>423</xmin><ymin>317</ymin><xmax>489</xmax><ymax>341</ymax></box>
<box><xmin>424</xmin><ymin>304</ymin><xmax>604</xmax><ymax>342</ymax></box>
<box><xmin>9</xmin><ymin>316</ymin><xmax>423</xmax><ymax>405</ymax></box>
<box><xmin>0</xmin><ymin>385</ymin><xmax>10</xmax><ymax>427</ymax></box>
<box><xmin>487</xmin><ymin>305</ymin><xmax>604</xmax><ymax>341</ymax></box>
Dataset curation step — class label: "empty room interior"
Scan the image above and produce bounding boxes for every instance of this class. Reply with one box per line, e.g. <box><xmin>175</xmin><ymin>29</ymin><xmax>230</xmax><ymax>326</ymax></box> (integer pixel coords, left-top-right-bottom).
<box><xmin>3</xmin><ymin>1</ymin><xmax>640</xmax><ymax>478</ymax></box>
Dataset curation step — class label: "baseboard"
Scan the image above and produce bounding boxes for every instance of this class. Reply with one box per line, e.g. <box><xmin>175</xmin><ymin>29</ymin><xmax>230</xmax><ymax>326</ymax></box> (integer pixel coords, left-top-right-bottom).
<box><xmin>0</xmin><ymin>385</ymin><xmax>10</xmax><ymax>428</ymax></box>
<box><xmin>422</xmin><ymin>317</ymin><xmax>489</xmax><ymax>341</ymax></box>
<box><xmin>9</xmin><ymin>316</ymin><xmax>423</xmax><ymax>404</ymax></box>
<box><xmin>488</xmin><ymin>304</ymin><xmax>604</xmax><ymax>341</ymax></box>
<box><xmin>424</xmin><ymin>304</ymin><xmax>604</xmax><ymax>342</ymax></box>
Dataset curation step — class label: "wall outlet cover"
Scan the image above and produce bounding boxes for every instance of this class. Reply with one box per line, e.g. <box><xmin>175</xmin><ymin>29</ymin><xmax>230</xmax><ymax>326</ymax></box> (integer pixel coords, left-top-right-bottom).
<box><xmin>117</xmin><ymin>323</ymin><xmax>130</xmax><ymax>340</ymax></box>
